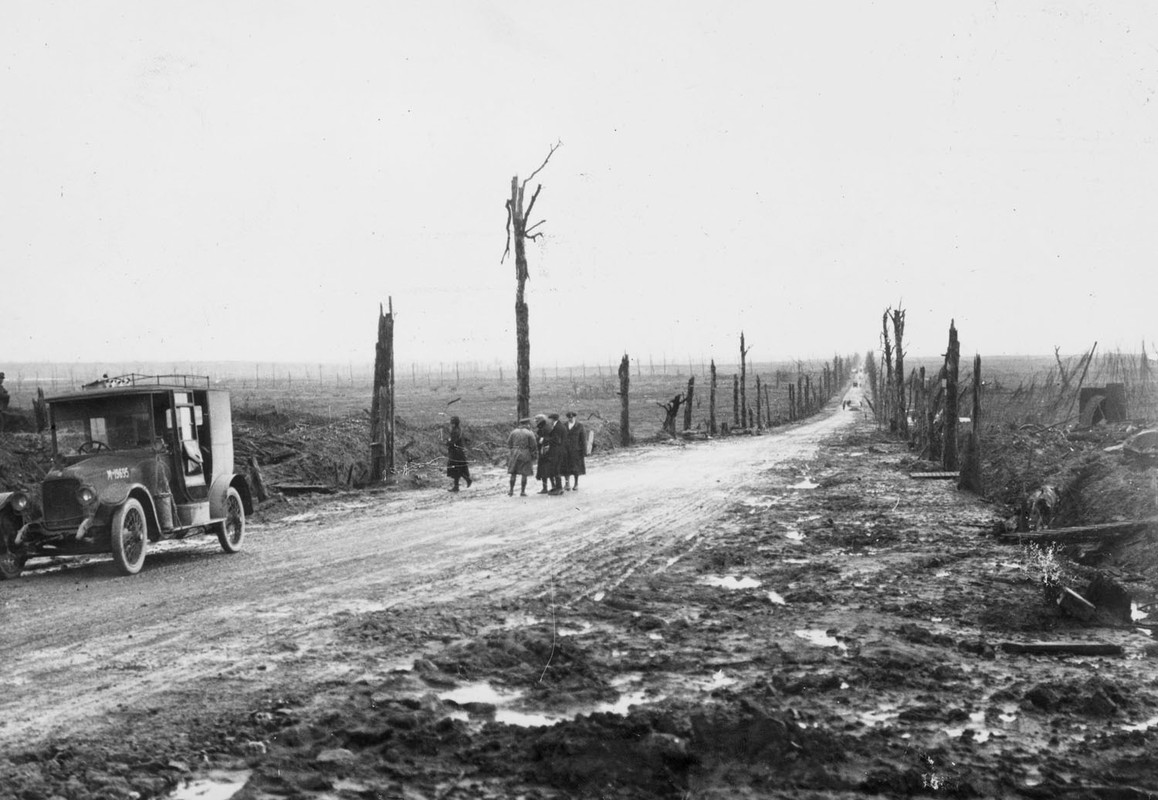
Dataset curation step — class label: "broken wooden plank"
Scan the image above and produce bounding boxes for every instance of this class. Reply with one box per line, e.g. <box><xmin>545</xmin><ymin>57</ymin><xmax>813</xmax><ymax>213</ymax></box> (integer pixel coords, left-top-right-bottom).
<box><xmin>910</xmin><ymin>471</ymin><xmax>959</xmax><ymax>480</ymax></box>
<box><xmin>1000</xmin><ymin>517</ymin><xmax>1158</xmax><ymax>546</ymax></box>
<box><xmin>1000</xmin><ymin>641</ymin><xmax>1123</xmax><ymax>657</ymax></box>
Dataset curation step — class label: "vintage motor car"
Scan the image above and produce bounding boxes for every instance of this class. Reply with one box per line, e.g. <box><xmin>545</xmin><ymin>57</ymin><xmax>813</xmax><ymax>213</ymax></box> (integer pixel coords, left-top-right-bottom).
<box><xmin>0</xmin><ymin>374</ymin><xmax>253</xmax><ymax>578</ymax></box>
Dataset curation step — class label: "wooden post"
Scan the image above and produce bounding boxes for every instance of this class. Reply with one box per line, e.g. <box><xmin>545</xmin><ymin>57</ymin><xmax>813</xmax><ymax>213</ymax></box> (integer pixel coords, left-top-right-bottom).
<box><xmin>788</xmin><ymin>384</ymin><xmax>795</xmax><ymax>422</ymax></box>
<box><xmin>796</xmin><ymin>375</ymin><xmax>804</xmax><ymax>419</ymax></box>
<box><xmin>943</xmin><ymin>320</ymin><xmax>960</xmax><ymax>471</ymax></box>
<box><xmin>618</xmin><ymin>354</ymin><xmax>631</xmax><ymax>446</ymax></box>
<box><xmin>369</xmin><ymin>299</ymin><xmax>396</xmax><ymax>482</ymax></box>
<box><xmin>764</xmin><ymin>384</ymin><xmax>772</xmax><ymax>425</ymax></box>
<box><xmin>709</xmin><ymin>360</ymin><xmax>717</xmax><ymax>434</ymax></box>
<box><xmin>684</xmin><ymin>376</ymin><xmax>695</xmax><ymax>431</ymax></box>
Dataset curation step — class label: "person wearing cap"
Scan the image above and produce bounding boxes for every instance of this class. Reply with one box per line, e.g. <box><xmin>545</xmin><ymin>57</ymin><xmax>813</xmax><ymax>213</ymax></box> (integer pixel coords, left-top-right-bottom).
<box><xmin>562</xmin><ymin>411</ymin><xmax>587</xmax><ymax>491</ymax></box>
<box><xmin>506</xmin><ymin>418</ymin><xmax>538</xmax><ymax>497</ymax></box>
<box><xmin>445</xmin><ymin>415</ymin><xmax>472</xmax><ymax>493</ymax></box>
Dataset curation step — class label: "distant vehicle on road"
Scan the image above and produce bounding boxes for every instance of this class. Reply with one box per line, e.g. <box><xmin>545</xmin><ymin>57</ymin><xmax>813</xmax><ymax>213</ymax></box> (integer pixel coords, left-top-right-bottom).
<box><xmin>0</xmin><ymin>375</ymin><xmax>252</xmax><ymax>578</ymax></box>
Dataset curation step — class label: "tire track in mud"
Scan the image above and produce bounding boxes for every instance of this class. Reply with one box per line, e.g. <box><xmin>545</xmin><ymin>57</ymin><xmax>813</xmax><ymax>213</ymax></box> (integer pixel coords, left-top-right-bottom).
<box><xmin>0</xmin><ymin>402</ymin><xmax>858</xmax><ymax>746</ymax></box>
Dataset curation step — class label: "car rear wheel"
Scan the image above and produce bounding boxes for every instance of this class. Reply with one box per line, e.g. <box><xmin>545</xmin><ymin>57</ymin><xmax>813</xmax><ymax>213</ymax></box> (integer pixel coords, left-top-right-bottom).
<box><xmin>0</xmin><ymin>514</ymin><xmax>26</xmax><ymax>580</ymax></box>
<box><xmin>217</xmin><ymin>487</ymin><xmax>245</xmax><ymax>553</ymax></box>
<box><xmin>111</xmin><ymin>499</ymin><xmax>147</xmax><ymax>575</ymax></box>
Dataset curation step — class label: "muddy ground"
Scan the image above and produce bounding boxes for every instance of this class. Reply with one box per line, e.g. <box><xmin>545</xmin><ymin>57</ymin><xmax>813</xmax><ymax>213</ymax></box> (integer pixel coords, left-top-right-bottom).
<box><xmin>2</xmin><ymin>390</ymin><xmax>1157</xmax><ymax>799</ymax></box>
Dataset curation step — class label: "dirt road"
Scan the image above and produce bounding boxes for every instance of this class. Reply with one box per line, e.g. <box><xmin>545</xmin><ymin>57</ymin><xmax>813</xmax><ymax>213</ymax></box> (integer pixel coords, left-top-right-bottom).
<box><xmin>0</xmin><ymin>390</ymin><xmax>859</xmax><ymax>749</ymax></box>
<box><xmin>5</xmin><ymin>386</ymin><xmax>1157</xmax><ymax>799</ymax></box>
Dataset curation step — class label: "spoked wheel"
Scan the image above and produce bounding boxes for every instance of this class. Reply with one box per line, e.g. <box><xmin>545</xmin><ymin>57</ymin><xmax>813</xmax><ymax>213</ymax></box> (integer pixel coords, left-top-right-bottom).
<box><xmin>111</xmin><ymin>498</ymin><xmax>148</xmax><ymax>575</ymax></box>
<box><xmin>217</xmin><ymin>487</ymin><xmax>245</xmax><ymax>553</ymax></box>
<box><xmin>0</xmin><ymin>514</ymin><xmax>26</xmax><ymax>580</ymax></box>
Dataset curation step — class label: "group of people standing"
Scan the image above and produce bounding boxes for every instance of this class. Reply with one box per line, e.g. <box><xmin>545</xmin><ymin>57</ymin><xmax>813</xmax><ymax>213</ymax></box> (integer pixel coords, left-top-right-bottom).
<box><xmin>444</xmin><ymin>411</ymin><xmax>588</xmax><ymax>497</ymax></box>
<box><xmin>505</xmin><ymin>412</ymin><xmax>587</xmax><ymax>497</ymax></box>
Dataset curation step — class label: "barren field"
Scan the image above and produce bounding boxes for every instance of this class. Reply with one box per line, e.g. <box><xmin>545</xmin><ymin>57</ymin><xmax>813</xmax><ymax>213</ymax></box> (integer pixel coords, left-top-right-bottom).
<box><xmin>2</xmin><ymin>382</ymin><xmax>1157</xmax><ymax>799</ymax></box>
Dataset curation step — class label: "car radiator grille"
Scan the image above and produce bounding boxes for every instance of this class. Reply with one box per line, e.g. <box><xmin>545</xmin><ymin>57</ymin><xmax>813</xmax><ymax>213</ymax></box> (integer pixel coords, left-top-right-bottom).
<box><xmin>42</xmin><ymin>479</ymin><xmax>84</xmax><ymax>529</ymax></box>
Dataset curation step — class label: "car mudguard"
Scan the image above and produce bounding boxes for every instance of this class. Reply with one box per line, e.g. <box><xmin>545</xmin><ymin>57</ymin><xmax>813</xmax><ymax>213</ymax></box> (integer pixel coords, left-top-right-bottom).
<box><xmin>209</xmin><ymin>473</ymin><xmax>253</xmax><ymax>519</ymax></box>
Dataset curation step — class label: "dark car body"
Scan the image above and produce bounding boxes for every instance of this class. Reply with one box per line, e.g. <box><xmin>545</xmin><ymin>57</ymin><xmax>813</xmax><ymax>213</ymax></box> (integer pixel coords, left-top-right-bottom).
<box><xmin>0</xmin><ymin>375</ymin><xmax>253</xmax><ymax>577</ymax></box>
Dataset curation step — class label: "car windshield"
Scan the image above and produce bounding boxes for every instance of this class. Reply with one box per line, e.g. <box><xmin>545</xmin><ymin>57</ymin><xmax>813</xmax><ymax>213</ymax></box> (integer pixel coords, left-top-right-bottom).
<box><xmin>52</xmin><ymin>395</ymin><xmax>155</xmax><ymax>456</ymax></box>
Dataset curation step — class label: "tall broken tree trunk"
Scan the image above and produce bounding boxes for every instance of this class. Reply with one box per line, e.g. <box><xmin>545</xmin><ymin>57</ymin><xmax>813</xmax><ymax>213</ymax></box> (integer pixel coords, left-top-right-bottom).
<box><xmin>618</xmin><ymin>354</ymin><xmax>631</xmax><ymax>446</ymax></box>
<box><xmin>732</xmin><ymin>374</ymin><xmax>740</xmax><ymax>427</ymax></box>
<box><xmin>755</xmin><ymin>375</ymin><xmax>763</xmax><ymax>429</ymax></box>
<box><xmin>739</xmin><ymin>332</ymin><xmax>751</xmax><ymax>429</ymax></box>
<box><xmin>510</xmin><ymin>177</ymin><xmax>533</xmax><ymax>421</ymax></box>
<box><xmin>959</xmin><ymin>353</ymin><xmax>982</xmax><ymax>492</ymax></box>
<box><xmin>943</xmin><ymin>320</ymin><xmax>960</xmax><ymax>471</ymax></box>
<box><xmin>503</xmin><ymin>143</ymin><xmax>560</xmax><ymax>422</ymax></box>
<box><xmin>709</xmin><ymin>360</ymin><xmax>718</xmax><ymax>434</ymax></box>
<box><xmin>881</xmin><ymin>311</ymin><xmax>895</xmax><ymax>432</ymax></box>
<box><xmin>890</xmin><ymin>307</ymin><xmax>908</xmax><ymax>437</ymax></box>
<box><xmin>369</xmin><ymin>298</ymin><xmax>396</xmax><ymax>482</ymax></box>
<box><xmin>684</xmin><ymin>376</ymin><xmax>695</xmax><ymax>431</ymax></box>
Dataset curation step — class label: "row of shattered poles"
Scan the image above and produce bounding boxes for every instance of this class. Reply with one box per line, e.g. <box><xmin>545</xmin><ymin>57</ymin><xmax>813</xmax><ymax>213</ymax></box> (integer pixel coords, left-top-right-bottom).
<box><xmin>862</xmin><ymin>305</ymin><xmax>1157</xmax><ymax>494</ymax></box>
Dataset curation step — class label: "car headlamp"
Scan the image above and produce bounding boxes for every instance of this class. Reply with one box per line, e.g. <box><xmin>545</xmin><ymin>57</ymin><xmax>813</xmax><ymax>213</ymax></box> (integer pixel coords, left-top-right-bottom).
<box><xmin>76</xmin><ymin>486</ymin><xmax>97</xmax><ymax>505</ymax></box>
<box><xmin>10</xmin><ymin>493</ymin><xmax>28</xmax><ymax>512</ymax></box>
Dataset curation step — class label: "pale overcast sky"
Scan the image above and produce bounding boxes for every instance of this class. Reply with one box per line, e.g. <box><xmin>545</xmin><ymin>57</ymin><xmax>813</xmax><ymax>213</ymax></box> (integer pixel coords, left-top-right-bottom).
<box><xmin>2</xmin><ymin>2</ymin><xmax>1156</xmax><ymax>367</ymax></box>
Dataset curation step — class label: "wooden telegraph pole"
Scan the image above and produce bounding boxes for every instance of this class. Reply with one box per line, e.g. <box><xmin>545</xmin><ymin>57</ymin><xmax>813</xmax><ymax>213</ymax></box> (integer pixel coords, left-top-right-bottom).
<box><xmin>369</xmin><ymin>298</ymin><xmax>396</xmax><ymax>482</ymax></box>
<box><xmin>503</xmin><ymin>142</ymin><xmax>561</xmax><ymax>421</ymax></box>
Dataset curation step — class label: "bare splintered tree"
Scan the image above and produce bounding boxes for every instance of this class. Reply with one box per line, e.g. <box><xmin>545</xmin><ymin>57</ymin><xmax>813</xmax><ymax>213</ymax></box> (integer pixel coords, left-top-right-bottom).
<box><xmin>739</xmin><ymin>332</ymin><xmax>751</xmax><ymax>428</ymax></box>
<box><xmin>502</xmin><ymin>141</ymin><xmax>562</xmax><ymax>421</ymax></box>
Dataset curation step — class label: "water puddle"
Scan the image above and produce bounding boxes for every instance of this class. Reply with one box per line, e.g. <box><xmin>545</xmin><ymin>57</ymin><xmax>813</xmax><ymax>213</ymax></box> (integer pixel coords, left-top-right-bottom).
<box><xmin>558</xmin><ymin>623</ymin><xmax>594</xmax><ymax>637</ymax></box>
<box><xmin>789</xmin><ymin>477</ymin><xmax>819</xmax><ymax>490</ymax></box>
<box><xmin>767</xmin><ymin>590</ymin><xmax>786</xmax><ymax>605</ymax></box>
<box><xmin>784</xmin><ymin>528</ymin><xmax>805</xmax><ymax>542</ymax></box>
<box><xmin>794</xmin><ymin>629</ymin><xmax>846</xmax><ymax>651</ymax></box>
<box><xmin>439</xmin><ymin>681</ymin><xmax>656</xmax><ymax>728</ymax></box>
<box><xmin>702</xmin><ymin>575</ymin><xmax>762</xmax><ymax>590</ymax></box>
<box><xmin>1122</xmin><ymin>715</ymin><xmax>1158</xmax><ymax>732</ymax></box>
<box><xmin>944</xmin><ymin>711</ymin><xmax>992</xmax><ymax>742</ymax></box>
<box><xmin>859</xmin><ymin>704</ymin><xmax>901</xmax><ymax>726</ymax></box>
<box><xmin>701</xmin><ymin>670</ymin><xmax>736</xmax><ymax>691</ymax></box>
<box><xmin>169</xmin><ymin>771</ymin><xmax>252</xmax><ymax>800</ymax></box>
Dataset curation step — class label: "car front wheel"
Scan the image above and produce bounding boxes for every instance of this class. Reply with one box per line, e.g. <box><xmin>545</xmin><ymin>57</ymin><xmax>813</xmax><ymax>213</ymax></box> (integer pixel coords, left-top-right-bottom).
<box><xmin>111</xmin><ymin>498</ymin><xmax>148</xmax><ymax>575</ymax></box>
<box><xmin>217</xmin><ymin>487</ymin><xmax>245</xmax><ymax>554</ymax></box>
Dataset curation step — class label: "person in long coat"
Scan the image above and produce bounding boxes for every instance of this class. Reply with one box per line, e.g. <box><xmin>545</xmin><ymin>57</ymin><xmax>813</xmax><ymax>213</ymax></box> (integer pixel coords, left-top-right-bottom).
<box><xmin>534</xmin><ymin>414</ymin><xmax>552</xmax><ymax>494</ymax></box>
<box><xmin>446</xmin><ymin>416</ymin><xmax>472</xmax><ymax>492</ymax></box>
<box><xmin>544</xmin><ymin>413</ymin><xmax>567</xmax><ymax>495</ymax></box>
<box><xmin>563</xmin><ymin>411</ymin><xmax>587</xmax><ymax>491</ymax></box>
<box><xmin>506</xmin><ymin>418</ymin><xmax>537</xmax><ymax>497</ymax></box>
